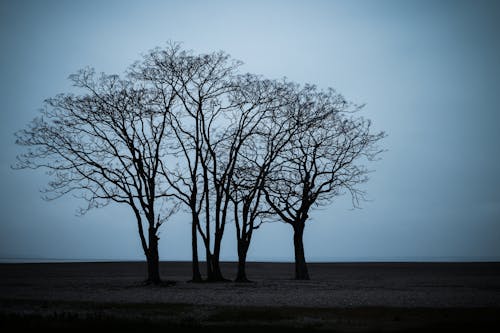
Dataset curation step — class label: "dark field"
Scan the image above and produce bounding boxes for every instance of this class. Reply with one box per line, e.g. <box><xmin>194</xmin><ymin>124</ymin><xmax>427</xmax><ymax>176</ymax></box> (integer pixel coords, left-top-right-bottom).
<box><xmin>1</xmin><ymin>261</ymin><xmax>500</xmax><ymax>332</ymax></box>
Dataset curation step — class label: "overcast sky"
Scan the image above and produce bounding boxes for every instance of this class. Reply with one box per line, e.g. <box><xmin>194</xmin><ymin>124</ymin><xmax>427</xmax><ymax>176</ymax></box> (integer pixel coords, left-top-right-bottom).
<box><xmin>1</xmin><ymin>0</ymin><xmax>499</xmax><ymax>262</ymax></box>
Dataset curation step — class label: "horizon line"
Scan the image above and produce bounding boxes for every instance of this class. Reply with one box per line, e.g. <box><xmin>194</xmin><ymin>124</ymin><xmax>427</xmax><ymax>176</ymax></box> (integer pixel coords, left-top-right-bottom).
<box><xmin>2</xmin><ymin>256</ymin><xmax>500</xmax><ymax>264</ymax></box>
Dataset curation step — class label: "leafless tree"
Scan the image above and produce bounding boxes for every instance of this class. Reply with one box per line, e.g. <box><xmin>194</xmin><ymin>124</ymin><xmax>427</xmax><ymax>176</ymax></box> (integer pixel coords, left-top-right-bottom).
<box><xmin>133</xmin><ymin>43</ymin><xmax>243</xmax><ymax>281</ymax></box>
<box><xmin>15</xmin><ymin>42</ymin><xmax>385</xmax><ymax>284</ymax></box>
<box><xmin>14</xmin><ymin>69</ymin><xmax>178</xmax><ymax>284</ymax></box>
<box><xmin>264</xmin><ymin>85</ymin><xmax>385</xmax><ymax>280</ymax></box>
<box><xmin>228</xmin><ymin>77</ymin><xmax>300</xmax><ymax>281</ymax></box>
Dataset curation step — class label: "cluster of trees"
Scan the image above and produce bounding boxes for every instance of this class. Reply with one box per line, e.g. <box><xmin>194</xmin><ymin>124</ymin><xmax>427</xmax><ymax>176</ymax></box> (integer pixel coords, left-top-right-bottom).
<box><xmin>15</xmin><ymin>43</ymin><xmax>384</xmax><ymax>284</ymax></box>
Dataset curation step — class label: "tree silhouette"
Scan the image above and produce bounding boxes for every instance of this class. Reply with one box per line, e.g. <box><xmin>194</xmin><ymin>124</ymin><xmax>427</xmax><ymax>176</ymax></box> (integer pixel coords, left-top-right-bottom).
<box><xmin>264</xmin><ymin>85</ymin><xmax>385</xmax><ymax>280</ymax></box>
<box><xmin>229</xmin><ymin>77</ymin><xmax>301</xmax><ymax>281</ymax></box>
<box><xmin>15</xmin><ymin>43</ymin><xmax>385</xmax><ymax>283</ymax></box>
<box><xmin>15</xmin><ymin>69</ymin><xmax>177</xmax><ymax>284</ymax></box>
<box><xmin>133</xmin><ymin>43</ymin><xmax>243</xmax><ymax>281</ymax></box>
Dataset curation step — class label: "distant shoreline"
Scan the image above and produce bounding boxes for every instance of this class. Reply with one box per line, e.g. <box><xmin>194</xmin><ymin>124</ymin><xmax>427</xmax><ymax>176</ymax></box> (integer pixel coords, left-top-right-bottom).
<box><xmin>2</xmin><ymin>257</ymin><xmax>500</xmax><ymax>264</ymax></box>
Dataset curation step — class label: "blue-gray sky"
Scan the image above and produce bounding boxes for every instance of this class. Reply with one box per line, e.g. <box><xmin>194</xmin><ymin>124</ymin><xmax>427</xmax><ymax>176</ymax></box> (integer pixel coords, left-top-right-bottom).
<box><xmin>1</xmin><ymin>0</ymin><xmax>499</xmax><ymax>262</ymax></box>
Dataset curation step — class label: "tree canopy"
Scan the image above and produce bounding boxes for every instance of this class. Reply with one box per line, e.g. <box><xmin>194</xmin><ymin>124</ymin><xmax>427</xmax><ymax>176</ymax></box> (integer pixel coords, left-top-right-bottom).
<box><xmin>15</xmin><ymin>43</ymin><xmax>384</xmax><ymax>282</ymax></box>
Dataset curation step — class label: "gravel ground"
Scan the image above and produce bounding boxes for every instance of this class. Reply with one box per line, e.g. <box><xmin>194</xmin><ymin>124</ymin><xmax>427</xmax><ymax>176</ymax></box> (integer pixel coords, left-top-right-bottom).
<box><xmin>1</xmin><ymin>261</ymin><xmax>500</xmax><ymax>308</ymax></box>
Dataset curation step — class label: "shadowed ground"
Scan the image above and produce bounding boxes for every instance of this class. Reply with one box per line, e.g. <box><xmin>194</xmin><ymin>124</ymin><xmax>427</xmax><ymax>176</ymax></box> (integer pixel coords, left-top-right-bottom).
<box><xmin>1</xmin><ymin>262</ymin><xmax>500</xmax><ymax>331</ymax></box>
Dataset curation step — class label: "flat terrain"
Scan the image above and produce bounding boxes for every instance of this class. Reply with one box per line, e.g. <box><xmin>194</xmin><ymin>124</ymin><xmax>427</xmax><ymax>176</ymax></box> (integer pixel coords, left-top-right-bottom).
<box><xmin>1</xmin><ymin>261</ymin><xmax>500</xmax><ymax>331</ymax></box>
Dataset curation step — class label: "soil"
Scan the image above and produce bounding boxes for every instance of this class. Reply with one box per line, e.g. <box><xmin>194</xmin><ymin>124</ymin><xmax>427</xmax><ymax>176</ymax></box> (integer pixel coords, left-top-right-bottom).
<box><xmin>1</xmin><ymin>261</ymin><xmax>499</xmax><ymax>331</ymax></box>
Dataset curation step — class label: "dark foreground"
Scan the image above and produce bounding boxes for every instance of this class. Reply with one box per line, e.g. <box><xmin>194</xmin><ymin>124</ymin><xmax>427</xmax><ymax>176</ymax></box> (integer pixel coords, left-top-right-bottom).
<box><xmin>1</xmin><ymin>262</ymin><xmax>500</xmax><ymax>332</ymax></box>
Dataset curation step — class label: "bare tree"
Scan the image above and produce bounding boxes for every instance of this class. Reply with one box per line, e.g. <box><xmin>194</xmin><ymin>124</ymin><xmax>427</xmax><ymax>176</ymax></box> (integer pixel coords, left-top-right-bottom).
<box><xmin>264</xmin><ymin>85</ymin><xmax>385</xmax><ymax>280</ymax></box>
<box><xmin>15</xmin><ymin>69</ymin><xmax>178</xmax><ymax>284</ymax></box>
<box><xmin>133</xmin><ymin>43</ymin><xmax>242</xmax><ymax>281</ymax></box>
<box><xmin>15</xmin><ymin>42</ymin><xmax>385</xmax><ymax>284</ymax></box>
<box><xmin>229</xmin><ymin>77</ymin><xmax>300</xmax><ymax>282</ymax></box>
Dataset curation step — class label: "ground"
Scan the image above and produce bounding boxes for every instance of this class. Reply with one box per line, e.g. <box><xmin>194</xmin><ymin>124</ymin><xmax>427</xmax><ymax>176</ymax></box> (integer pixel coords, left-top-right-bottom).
<box><xmin>1</xmin><ymin>262</ymin><xmax>500</xmax><ymax>331</ymax></box>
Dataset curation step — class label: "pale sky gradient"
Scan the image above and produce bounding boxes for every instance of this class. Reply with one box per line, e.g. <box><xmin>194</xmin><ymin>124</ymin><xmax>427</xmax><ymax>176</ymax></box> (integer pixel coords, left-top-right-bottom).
<box><xmin>1</xmin><ymin>0</ymin><xmax>499</xmax><ymax>262</ymax></box>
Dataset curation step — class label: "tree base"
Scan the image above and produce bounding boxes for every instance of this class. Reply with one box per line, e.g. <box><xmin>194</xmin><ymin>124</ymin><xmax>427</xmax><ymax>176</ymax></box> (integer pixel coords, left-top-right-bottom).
<box><xmin>205</xmin><ymin>277</ymin><xmax>231</xmax><ymax>283</ymax></box>
<box><xmin>294</xmin><ymin>276</ymin><xmax>310</xmax><ymax>281</ymax></box>
<box><xmin>234</xmin><ymin>277</ymin><xmax>252</xmax><ymax>283</ymax></box>
<box><xmin>141</xmin><ymin>279</ymin><xmax>176</xmax><ymax>287</ymax></box>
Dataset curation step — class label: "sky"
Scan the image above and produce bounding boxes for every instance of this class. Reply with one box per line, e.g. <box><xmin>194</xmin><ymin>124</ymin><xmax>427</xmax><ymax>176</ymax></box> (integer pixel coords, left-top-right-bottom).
<box><xmin>1</xmin><ymin>0</ymin><xmax>499</xmax><ymax>262</ymax></box>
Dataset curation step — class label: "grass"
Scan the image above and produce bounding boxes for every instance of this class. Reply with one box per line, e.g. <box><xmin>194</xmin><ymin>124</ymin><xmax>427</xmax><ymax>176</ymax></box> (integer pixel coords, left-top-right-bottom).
<box><xmin>1</xmin><ymin>299</ymin><xmax>500</xmax><ymax>332</ymax></box>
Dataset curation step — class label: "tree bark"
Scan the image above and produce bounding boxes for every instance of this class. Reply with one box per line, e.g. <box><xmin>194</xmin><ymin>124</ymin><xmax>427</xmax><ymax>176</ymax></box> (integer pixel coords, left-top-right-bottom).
<box><xmin>235</xmin><ymin>240</ymin><xmax>250</xmax><ymax>282</ymax></box>
<box><xmin>190</xmin><ymin>212</ymin><xmax>203</xmax><ymax>282</ymax></box>
<box><xmin>146</xmin><ymin>229</ymin><xmax>161</xmax><ymax>284</ymax></box>
<box><xmin>293</xmin><ymin>223</ymin><xmax>310</xmax><ymax>280</ymax></box>
<box><xmin>206</xmin><ymin>251</ymin><xmax>214</xmax><ymax>281</ymax></box>
<box><xmin>211</xmin><ymin>257</ymin><xmax>226</xmax><ymax>281</ymax></box>
<box><xmin>210</xmin><ymin>231</ymin><xmax>228</xmax><ymax>281</ymax></box>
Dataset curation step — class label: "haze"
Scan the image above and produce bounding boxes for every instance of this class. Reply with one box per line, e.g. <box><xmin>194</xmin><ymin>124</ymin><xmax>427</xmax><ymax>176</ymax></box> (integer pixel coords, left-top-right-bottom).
<box><xmin>1</xmin><ymin>0</ymin><xmax>499</xmax><ymax>262</ymax></box>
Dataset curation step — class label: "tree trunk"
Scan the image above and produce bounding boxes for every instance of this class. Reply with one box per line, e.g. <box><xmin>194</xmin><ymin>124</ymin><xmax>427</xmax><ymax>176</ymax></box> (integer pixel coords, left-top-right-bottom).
<box><xmin>206</xmin><ymin>251</ymin><xmax>214</xmax><ymax>281</ymax></box>
<box><xmin>190</xmin><ymin>212</ymin><xmax>202</xmax><ymax>282</ymax></box>
<box><xmin>206</xmin><ymin>248</ymin><xmax>226</xmax><ymax>281</ymax></box>
<box><xmin>146</xmin><ymin>230</ymin><xmax>161</xmax><ymax>284</ymax></box>
<box><xmin>235</xmin><ymin>240</ymin><xmax>250</xmax><ymax>282</ymax></box>
<box><xmin>210</xmin><ymin>231</ymin><xmax>228</xmax><ymax>281</ymax></box>
<box><xmin>293</xmin><ymin>224</ymin><xmax>310</xmax><ymax>280</ymax></box>
<box><xmin>210</xmin><ymin>256</ymin><xmax>227</xmax><ymax>281</ymax></box>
